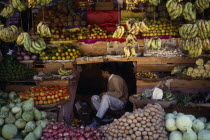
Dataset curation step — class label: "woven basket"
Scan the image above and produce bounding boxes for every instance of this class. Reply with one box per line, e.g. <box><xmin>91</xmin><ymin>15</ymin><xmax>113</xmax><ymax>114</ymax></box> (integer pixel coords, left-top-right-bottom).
<box><xmin>129</xmin><ymin>96</ymin><xmax>177</xmax><ymax>109</ymax></box>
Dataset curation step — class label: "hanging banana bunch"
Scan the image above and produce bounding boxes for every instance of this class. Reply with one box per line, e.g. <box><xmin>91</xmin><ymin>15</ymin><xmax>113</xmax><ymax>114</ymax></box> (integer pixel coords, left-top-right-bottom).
<box><xmin>0</xmin><ymin>5</ymin><xmax>14</xmax><ymax>18</ymax></box>
<box><xmin>124</xmin><ymin>34</ymin><xmax>138</xmax><ymax>59</ymax></box>
<box><xmin>149</xmin><ymin>0</ymin><xmax>161</xmax><ymax>6</ymax></box>
<box><xmin>112</xmin><ymin>26</ymin><xmax>125</xmax><ymax>38</ymax></box>
<box><xmin>166</xmin><ymin>0</ymin><xmax>183</xmax><ymax>20</ymax></box>
<box><xmin>202</xmin><ymin>38</ymin><xmax>210</xmax><ymax>51</ymax></box>
<box><xmin>147</xmin><ymin>37</ymin><xmax>162</xmax><ymax>50</ymax></box>
<box><xmin>179</xmin><ymin>24</ymin><xmax>198</xmax><ymax>39</ymax></box>
<box><xmin>139</xmin><ymin>21</ymin><xmax>149</xmax><ymax>33</ymax></box>
<box><xmin>37</xmin><ymin>21</ymin><xmax>51</xmax><ymax>37</ymax></box>
<box><xmin>183</xmin><ymin>2</ymin><xmax>196</xmax><ymax>21</ymax></box>
<box><xmin>0</xmin><ymin>25</ymin><xmax>19</xmax><ymax>42</ymax></box>
<box><xmin>197</xmin><ymin>20</ymin><xmax>210</xmax><ymax>39</ymax></box>
<box><xmin>126</xmin><ymin>19</ymin><xmax>140</xmax><ymax>35</ymax></box>
<box><xmin>125</xmin><ymin>0</ymin><xmax>138</xmax><ymax>10</ymax></box>
<box><xmin>12</xmin><ymin>0</ymin><xmax>26</xmax><ymax>12</ymax></box>
<box><xmin>40</xmin><ymin>0</ymin><xmax>53</xmax><ymax>6</ymax></box>
<box><xmin>181</xmin><ymin>37</ymin><xmax>203</xmax><ymax>57</ymax></box>
<box><xmin>194</xmin><ymin>0</ymin><xmax>209</xmax><ymax>13</ymax></box>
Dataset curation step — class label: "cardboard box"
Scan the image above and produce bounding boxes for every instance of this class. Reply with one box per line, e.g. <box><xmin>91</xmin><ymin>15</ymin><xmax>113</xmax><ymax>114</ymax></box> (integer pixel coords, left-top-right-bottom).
<box><xmin>95</xmin><ymin>2</ymin><xmax>114</xmax><ymax>10</ymax></box>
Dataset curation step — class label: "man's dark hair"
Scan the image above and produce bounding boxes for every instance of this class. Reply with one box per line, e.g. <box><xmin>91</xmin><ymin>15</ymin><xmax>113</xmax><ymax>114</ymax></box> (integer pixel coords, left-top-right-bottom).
<box><xmin>100</xmin><ymin>63</ymin><xmax>113</xmax><ymax>74</ymax></box>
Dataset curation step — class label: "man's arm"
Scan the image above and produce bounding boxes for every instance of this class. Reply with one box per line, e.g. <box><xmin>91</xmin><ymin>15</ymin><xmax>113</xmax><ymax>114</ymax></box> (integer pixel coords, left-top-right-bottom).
<box><xmin>106</xmin><ymin>78</ymin><xmax>124</xmax><ymax>98</ymax></box>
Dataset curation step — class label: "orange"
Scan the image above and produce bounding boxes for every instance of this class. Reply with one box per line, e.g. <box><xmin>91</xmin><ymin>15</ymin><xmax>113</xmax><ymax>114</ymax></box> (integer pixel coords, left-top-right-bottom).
<box><xmin>57</xmin><ymin>48</ymin><xmax>63</xmax><ymax>53</ymax></box>
<box><xmin>61</xmin><ymin>53</ymin><xmax>65</xmax><ymax>57</ymax></box>
<box><xmin>62</xmin><ymin>57</ymin><xmax>66</xmax><ymax>60</ymax></box>
<box><xmin>67</xmin><ymin>49</ymin><xmax>72</xmax><ymax>52</ymax></box>
<box><xmin>55</xmin><ymin>52</ymin><xmax>60</xmax><ymax>56</ymax></box>
<box><xmin>65</xmin><ymin>52</ymin><xmax>69</xmax><ymax>56</ymax></box>
<box><xmin>57</xmin><ymin>56</ymin><xmax>62</xmax><ymax>60</ymax></box>
<box><xmin>66</xmin><ymin>56</ymin><xmax>71</xmax><ymax>59</ymax></box>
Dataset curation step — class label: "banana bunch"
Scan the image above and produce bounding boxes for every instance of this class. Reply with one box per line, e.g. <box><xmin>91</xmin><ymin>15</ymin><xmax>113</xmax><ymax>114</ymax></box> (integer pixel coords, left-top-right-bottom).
<box><xmin>182</xmin><ymin>37</ymin><xmax>203</xmax><ymax>57</ymax></box>
<box><xmin>58</xmin><ymin>67</ymin><xmax>73</xmax><ymax>76</ymax></box>
<box><xmin>124</xmin><ymin>46</ymin><xmax>138</xmax><ymax>59</ymax></box>
<box><xmin>12</xmin><ymin>0</ymin><xmax>26</xmax><ymax>12</ymax></box>
<box><xmin>126</xmin><ymin>20</ymin><xmax>139</xmax><ymax>35</ymax></box>
<box><xmin>147</xmin><ymin>37</ymin><xmax>162</xmax><ymax>50</ymax></box>
<box><xmin>126</xmin><ymin>34</ymin><xmax>138</xmax><ymax>46</ymax></box>
<box><xmin>125</xmin><ymin>0</ymin><xmax>138</xmax><ymax>10</ymax></box>
<box><xmin>40</xmin><ymin>0</ymin><xmax>52</xmax><ymax>6</ymax></box>
<box><xmin>183</xmin><ymin>2</ymin><xmax>196</xmax><ymax>21</ymax></box>
<box><xmin>166</xmin><ymin>0</ymin><xmax>183</xmax><ymax>20</ymax></box>
<box><xmin>23</xmin><ymin>35</ymin><xmax>47</xmax><ymax>53</ymax></box>
<box><xmin>139</xmin><ymin>21</ymin><xmax>149</xmax><ymax>33</ymax></box>
<box><xmin>149</xmin><ymin>0</ymin><xmax>161</xmax><ymax>6</ymax></box>
<box><xmin>16</xmin><ymin>32</ymin><xmax>30</xmax><ymax>45</ymax></box>
<box><xmin>27</xmin><ymin>0</ymin><xmax>38</xmax><ymax>8</ymax></box>
<box><xmin>197</xmin><ymin>20</ymin><xmax>210</xmax><ymax>39</ymax></box>
<box><xmin>136</xmin><ymin>71</ymin><xmax>159</xmax><ymax>79</ymax></box>
<box><xmin>179</xmin><ymin>24</ymin><xmax>198</xmax><ymax>39</ymax></box>
<box><xmin>0</xmin><ymin>25</ymin><xmax>19</xmax><ymax>42</ymax></box>
<box><xmin>0</xmin><ymin>5</ymin><xmax>14</xmax><ymax>18</ymax></box>
<box><xmin>202</xmin><ymin>38</ymin><xmax>210</xmax><ymax>51</ymax></box>
<box><xmin>195</xmin><ymin>0</ymin><xmax>209</xmax><ymax>13</ymax></box>
<box><xmin>137</xmin><ymin>0</ymin><xmax>148</xmax><ymax>2</ymax></box>
<box><xmin>37</xmin><ymin>21</ymin><xmax>51</xmax><ymax>37</ymax></box>
<box><xmin>112</xmin><ymin>26</ymin><xmax>125</xmax><ymax>38</ymax></box>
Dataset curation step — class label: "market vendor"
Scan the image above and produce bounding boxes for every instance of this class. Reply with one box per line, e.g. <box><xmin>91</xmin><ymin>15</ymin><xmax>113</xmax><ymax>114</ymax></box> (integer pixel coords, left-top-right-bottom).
<box><xmin>90</xmin><ymin>64</ymin><xmax>128</xmax><ymax>127</ymax></box>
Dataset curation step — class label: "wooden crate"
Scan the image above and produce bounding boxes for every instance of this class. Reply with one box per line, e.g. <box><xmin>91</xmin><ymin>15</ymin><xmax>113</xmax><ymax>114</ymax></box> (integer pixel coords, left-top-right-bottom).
<box><xmin>95</xmin><ymin>2</ymin><xmax>114</xmax><ymax>10</ymax></box>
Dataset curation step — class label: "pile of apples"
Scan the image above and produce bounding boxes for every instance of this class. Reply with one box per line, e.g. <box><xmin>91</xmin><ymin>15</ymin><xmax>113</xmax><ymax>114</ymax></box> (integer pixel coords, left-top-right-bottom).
<box><xmin>18</xmin><ymin>85</ymin><xmax>70</xmax><ymax>105</ymax></box>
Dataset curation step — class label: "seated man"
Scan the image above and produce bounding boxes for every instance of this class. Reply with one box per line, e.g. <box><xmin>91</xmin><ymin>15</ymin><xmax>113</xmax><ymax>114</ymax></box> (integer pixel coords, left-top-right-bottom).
<box><xmin>90</xmin><ymin>64</ymin><xmax>128</xmax><ymax>127</ymax></box>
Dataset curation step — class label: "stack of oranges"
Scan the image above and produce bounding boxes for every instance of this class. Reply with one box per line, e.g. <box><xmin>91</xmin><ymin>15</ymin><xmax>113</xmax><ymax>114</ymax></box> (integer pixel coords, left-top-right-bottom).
<box><xmin>40</xmin><ymin>44</ymin><xmax>81</xmax><ymax>60</ymax></box>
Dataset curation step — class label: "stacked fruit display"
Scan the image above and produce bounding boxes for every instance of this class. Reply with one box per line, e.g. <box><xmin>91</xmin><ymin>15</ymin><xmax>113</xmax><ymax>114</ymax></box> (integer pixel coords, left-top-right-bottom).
<box><xmin>40</xmin><ymin>44</ymin><xmax>81</xmax><ymax>60</ymax></box>
<box><xmin>33</xmin><ymin>4</ymin><xmax>86</xmax><ymax>29</ymax></box>
<box><xmin>0</xmin><ymin>56</ymin><xmax>36</xmax><ymax>81</ymax></box>
<box><xmin>101</xmin><ymin>103</ymin><xmax>168</xmax><ymax>140</ymax></box>
<box><xmin>0</xmin><ymin>25</ymin><xmax>19</xmax><ymax>43</ymax></box>
<box><xmin>0</xmin><ymin>91</ymin><xmax>49</xmax><ymax>140</ymax></box>
<box><xmin>18</xmin><ymin>85</ymin><xmax>70</xmax><ymax>105</ymax></box>
<box><xmin>76</xmin><ymin>25</ymin><xmax>108</xmax><ymax>39</ymax></box>
<box><xmin>50</xmin><ymin>28</ymin><xmax>78</xmax><ymax>41</ymax></box>
<box><xmin>142</xmin><ymin>20</ymin><xmax>178</xmax><ymax>36</ymax></box>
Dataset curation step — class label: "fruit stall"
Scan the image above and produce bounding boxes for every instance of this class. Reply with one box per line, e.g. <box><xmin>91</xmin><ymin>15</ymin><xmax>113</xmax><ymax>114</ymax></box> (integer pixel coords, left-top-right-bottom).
<box><xmin>0</xmin><ymin>0</ymin><xmax>210</xmax><ymax>139</ymax></box>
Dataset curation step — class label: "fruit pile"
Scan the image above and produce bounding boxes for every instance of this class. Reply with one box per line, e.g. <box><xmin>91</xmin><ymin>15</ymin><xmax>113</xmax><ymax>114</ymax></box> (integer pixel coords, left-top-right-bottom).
<box><xmin>18</xmin><ymin>85</ymin><xmax>70</xmax><ymax>105</ymax></box>
<box><xmin>0</xmin><ymin>56</ymin><xmax>36</xmax><ymax>81</ymax></box>
<box><xmin>40</xmin><ymin>44</ymin><xmax>81</xmax><ymax>60</ymax></box>
<box><xmin>142</xmin><ymin>20</ymin><xmax>178</xmax><ymax>36</ymax></box>
<box><xmin>77</xmin><ymin>25</ymin><xmax>108</xmax><ymax>39</ymax></box>
<box><xmin>136</xmin><ymin>71</ymin><xmax>159</xmax><ymax>79</ymax></box>
<box><xmin>50</xmin><ymin>28</ymin><xmax>78</xmax><ymax>41</ymax></box>
<box><xmin>33</xmin><ymin>4</ymin><xmax>86</xmax><ymax>29</ymax></box>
